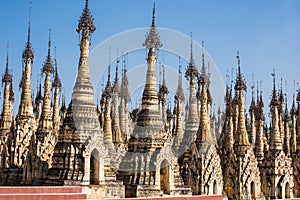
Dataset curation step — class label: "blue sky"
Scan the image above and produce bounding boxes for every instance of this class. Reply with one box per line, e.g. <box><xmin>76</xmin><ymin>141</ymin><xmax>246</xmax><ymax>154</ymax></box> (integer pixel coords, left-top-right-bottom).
<box><xmin>0</xmin><ymin>0</ymin><xmax>300</xmax><ymax>115</ymax></box>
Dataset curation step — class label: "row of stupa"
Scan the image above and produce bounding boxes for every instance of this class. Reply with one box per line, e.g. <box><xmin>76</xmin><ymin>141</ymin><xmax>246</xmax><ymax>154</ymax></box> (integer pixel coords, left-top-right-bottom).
<box><xmin>0</xmin><ymin>1</ymin><xmax>299</xmax><ymax>199</ymax></box>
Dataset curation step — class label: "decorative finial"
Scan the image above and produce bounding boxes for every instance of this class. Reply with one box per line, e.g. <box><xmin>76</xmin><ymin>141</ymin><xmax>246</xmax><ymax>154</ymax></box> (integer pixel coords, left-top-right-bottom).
<box><xmin>43</xmin><ymin>29</ymin><xmax>54</xmax><ymax>73</ymax></box>
<box><xmin>143</xmin><ymin>3</ymin><xmax>162</xmax><ymax>49</ymax></box>
<box><xmin>2</xmin><ymin>43</ymin><xmax>12</xmax><ymax>83</ymax></box>
<box><xmin>234</xmin><ymin>51</ymin><xmax>246</xmax><ymax>91</ymax></box>
<box><xmin>22</xmin><ymin>1</ymin><xmax>34</xmax><ymax>63</ymax></box>
<box><xmin>77</xmin><ymin>0</ymin><xmax>96</xmax><ymax>34</ymax></box>
<box><xmin>185</xmin><ymin>33</ymin><xmax>198</xmax><ymax>79</ymax></box>
<box><xmin>270</xmin><ymin>69</ymin><xmax>278</xmax><ymax>105</ymax></box>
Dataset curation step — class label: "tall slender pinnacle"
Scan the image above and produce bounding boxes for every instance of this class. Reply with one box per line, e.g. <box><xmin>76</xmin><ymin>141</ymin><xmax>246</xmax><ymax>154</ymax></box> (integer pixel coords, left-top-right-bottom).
<box><xmin>104</xmin><ymin>62</ymin><xmax>112</xmax><ymax>96</ymax></box>
<box><xmin>131</xmin><ymin>4</ymin><xmax>165</xmax><ymax>144</ymax></box>
<box><xmin>269</xmin><ymin>70</ymin><xmax>282</xmax><ymax>151</ymax></box>
<box><xmin>234</xmin><ymin>52</ymin><xmax>250</xmax><ymax>154</ymax></box>
<box><xmin>175</xmin><ymin>57</ymin><xmax>185</xmax><ymax>102</ymax></box>
<box><xmin>141</xmin><ymin>3</ymin><xmax>162</xmax><ymax>106</ymax></box>
<box><xmin>103</xmin><ymin>61</ymin><xmax>112</xmax><ymax>142</ymax></box>
<box><xmin>53</xmin><ymin>47</ymin><xmax>62</xmax><ymax>131</ymax></box>
<box><xmin>2</xmin><ymin>43</ymin><xmax>13</xmax><ymax>122</ymax></box>
<box><xmin>197</xmin><ymin>46</ymin><xmax>212</xmax><ymax>144</ymax></box>
<box><xmin>19</xmin><ymin>2</ymin><xmax>34</xmax><ymax>117</ymax></box>
<box><xmin>185</xmin><ymin>34</ymin><xmax>199</xmax><ymax>138</ymax></box>
<box><xmin>39</xmin><ymin>29</ymin><xmax>54</xmax><ymax>130</ymax></box>
<box><xmin>120</xmin><ymin>53</ymin><xmax>130</xmax><ymax>103</ymax></box>
<box><xmin>113</xmin><ymin>59</ymin><xmax>119</xmax><ymax>89</ymax></box>
<box><xmin>112</xmin><ymin>58</ymin><xmax>121</xmax><ymax>144</ymax></box>
<box><xmin>72</xmin><ymin>0</ymin><xmax>96</xmax><ymax>106</ymax></box>
<box><xmin>63</xmin><ymin>0</ymin><xmax>100</xmax><ymax>141</ymax></box>
<box><xmin>3</xmin><ymin>43</ymin><xmax>12</xmax><ymax>84</ymax></box>
<box><xmin>291</xmin><ymin>90</ymin><xmax>297</xmax><ymax>154</ymax></box>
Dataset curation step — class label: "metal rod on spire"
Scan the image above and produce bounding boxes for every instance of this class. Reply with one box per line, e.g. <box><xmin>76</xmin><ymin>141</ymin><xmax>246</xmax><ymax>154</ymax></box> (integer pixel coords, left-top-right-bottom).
<box><xmin>6</xmin><ymin>43</ymin><xmax>9</xmax><ymax>71</ymax></box>
<box><xmin>190</xmin><ymin>32</ymin><xmax>193</xmax><ymax>61</ymax></box>
<box><xmin>48</xmin><ymin>29</ymin><xmax>51</xmax><ymax>56</ymax></box>
<box><xmin>237</xmin><ymin>51</ymin><xmax>240</xmax><ymax>77</ymax></box>
<box><xmin>152</xmin><ymin>2</ymin><xmax>156</xmax><ymax>27</ymax></box>
<box><xmin>201</xmin><ymin>41</ymin><xmax>206</xmax><ymax>76</ymax></box>
<box><xmin>251</xmin><ymin>73</ymin><xmax>255</xmax><ymax>99</ymax></box>
<box><xmin>28</xmin><ymin>1</ymin><xmax>32</xmax><ymax>45</ymax></box>
<box><xmin>272</xmin><ymin>69</ymin><xmax>276</xmax><ymax>91</ymax></box>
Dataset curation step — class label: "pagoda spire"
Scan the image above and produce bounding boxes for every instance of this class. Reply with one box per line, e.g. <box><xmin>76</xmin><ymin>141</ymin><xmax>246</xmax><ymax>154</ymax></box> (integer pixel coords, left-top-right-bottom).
<box><xmin>249</xmin><ymin>74</ymin><xmax>256</xmax><ymax>146</ymax></box>
<box><xmin>269</xmin><ymin>70</ymin><xmax>282</xmax><ymax>152</ymax></box>
<box><xmin>297</xmin><ymin>88</ymin><xmax>300</xmax><ymax>152</ymax></box>
<box><xmin>132</xmin><ymin>3</ymin><xmax>165</xmax><ymax>143</ymax></box>
<box><xmin>72</xmin><ymin>0</ymin><xmax>96</xmax><ymax>107</ymax></box>
<box><xmin>290</xmin><ymin>90</ymin><xmax>297</xmax><ymax>154</ymax></box>
<box><xmin>39</xmin><ymin>29</ymin><xmax>54</xmax><ymax>131</ymax></box>
<box><xmin>283</xmin><ymin>94</ymin><xmax>290</xmax><ymax>156</ymax></box>
<box><xmin>185</xmin><ymin>34</ymin><xmax>199</xmax><ymax>139</ymax></box>
<box><xmin>175</xmin><ymin>57</ymin><xmax>185</xmax><ymax>102</ymax></box>
<box><xmin>234</xmin><ymin>52</ymin><xmax>250</xmax><ymax>155</ymax></box>
<box><xmin>60</xmin><ymin>0</ymin><xmax>101</xmax><ymax>143</ymax></box>
<box><xmin>158</xmin><ymin>63</ymin><xmax>168</xmax><ymax>124</ymax></box>
<box><xmin>174</xmin><ymin>57</ymin><xmax>185</xmax><ymax>147</ymax></box>
<box><xmin>224</xmin><ymin>84</ymin><xmax>234</xmax><ymax>151</ymax></box>
<box><xmin>197</xmin><ymin>43</ymin><xmax>213</xmax><ymax>145</ymax></box>
<box><xmin>18</xmin><ymin>3</ymin><xmax>34</xmax><ymax>117</ymax></box>
<box><xmin>103</xmin><ymin>55</ymin><xmax>113</xmax><ymax>142</ymax></box>
<box><xmin>255</xmin><ymin>82</ymin><xmax>265</xmax><ymax>163</ymax></box>
<box><xmin>112</xmin><ymin>59</ymin><xmax>122</xmax><ymax>144</ymax></box>
<box><xmin>119</xmin><ymin>54</ymin><xmax>130</xmax><ymax>140</ymax></box>
<box><xmin>1</xmin><ymin>43</ymin><xmax>13</xmax><ymax>123</ymax></box>
<box><xmin>141</xmin><ymin>3</ymin><xmax>161</xmax><ymax>109</ymax></box>
<box><xmin>52</xmin><ymin>47</ymin><xmax>62</xmax><ymax>131</ymax></box>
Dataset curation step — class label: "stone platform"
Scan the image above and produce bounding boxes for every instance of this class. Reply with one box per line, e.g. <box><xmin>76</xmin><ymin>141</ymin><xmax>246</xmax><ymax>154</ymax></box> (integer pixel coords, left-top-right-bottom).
<box><xmin>0</xmin><ymin>186</ymin><xmax>86</xmax><ymax>200</ymax></box>
<box><xmin>0</xmin><ymin>186</ymin><xmax>223</xmax><ymax>200</ymax></box>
